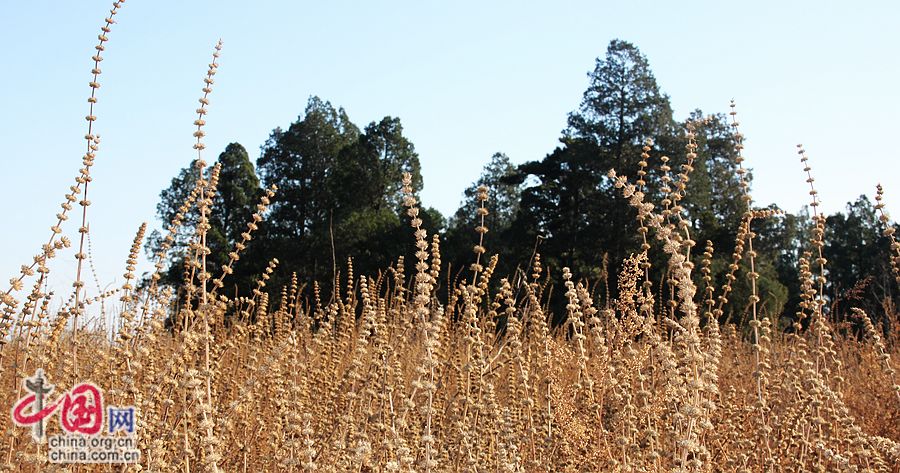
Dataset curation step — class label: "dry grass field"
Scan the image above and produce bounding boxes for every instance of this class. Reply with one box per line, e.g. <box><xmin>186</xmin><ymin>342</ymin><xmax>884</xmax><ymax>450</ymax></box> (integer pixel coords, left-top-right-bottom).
<box><xmin>1</xmin><ymin>2</ymin><xmax>898</xmax><ymax>471</ymax></box>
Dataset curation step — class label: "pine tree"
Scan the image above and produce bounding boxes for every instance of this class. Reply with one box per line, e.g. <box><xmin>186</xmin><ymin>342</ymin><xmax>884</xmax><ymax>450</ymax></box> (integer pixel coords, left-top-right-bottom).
<box><xmin>149</xmin><ymin>142</ymin><xmax>261</xmax><ymax>290</ymax></box>
<box><xmin>255</xmin><ymin>97</ymin><xmax>431</xmax><ymax>285</ymax></box>
<box><xmin>445</xmin><ymin>153</ymin><xmax>522</xmax><ymax>279</ymax></box>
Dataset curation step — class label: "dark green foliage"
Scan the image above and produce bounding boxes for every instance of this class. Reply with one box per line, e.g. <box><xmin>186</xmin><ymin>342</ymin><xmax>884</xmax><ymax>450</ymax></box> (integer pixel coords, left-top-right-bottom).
<box><xmin>254</xmin><ymin>96</ymin><xmax>428</xmax><ymax>288</ymax></box>
<box><xmin>506</xmin><ymin>41</ymin><xmax>754</xmax><ymax>301</ymax></box>
<box><xmin>444</xmin><ymin>153</ymin><xmax>523</xmax><ymax>281</ymax></box>
<box><xmin>148</xmin><ymin>143</ymin><xmax>261</xmax><ymax>293</ymax></box>
<box><xmin>148</xmin><ymin>41</ymin><xmax>895</xmax><ymax>333</ymax></box>
<box><xmin>513</xmin><ymin>139</ymin><xmax>637</xmax><ymax>281</ymax></box>
<box><xmin>824</xmin><ymin>196</ymin><xmax>899</xmax><ymax>326</ymax></box>
<box><xmin>257</xmin><ymin>97</ymin><xmax>359</xmax><ymax>243</ymax></box>
<box><xmin>566</xmin><ymin>39</ymin><xmax>674</xmax><ymax>159</ymax></box>
<box><xmin>752</xmin><ymin>198</ymin><xmax>899</xmax><ymax>330</ymax></box>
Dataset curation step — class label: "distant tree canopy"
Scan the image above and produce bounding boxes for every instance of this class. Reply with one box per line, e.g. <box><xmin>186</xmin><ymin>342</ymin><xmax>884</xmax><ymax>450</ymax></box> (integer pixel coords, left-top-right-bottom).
<box><xmin>824</xmin><ymin>196</ymin><xmax>899</xmax><ymax>321</ymax></box>
<box><xmin>443</xmin><ymin>153</ymin><xmax>523</xmax><ymax>282</ymax></box>
<box><xmin>149</xmin><ymin>143</ymin><xmax>260</xmax><ymax>294</ymax></box>
<box><xmin>252</xmin><ymin>96</ymin><xmax>437</xmax><ymax>290</ymax></box>
<box><xmin>151</xmin><ymin>40</ymin><xmax>898</xmax><ymax>329</ymax></box>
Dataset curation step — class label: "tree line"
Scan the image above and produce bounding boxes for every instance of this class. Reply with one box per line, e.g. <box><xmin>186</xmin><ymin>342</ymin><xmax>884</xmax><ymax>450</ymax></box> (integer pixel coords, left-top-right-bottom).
<box><xmin>149</xmin><ymin>39</ymin><xmax>899</xmax><ymax>329</ymax></box>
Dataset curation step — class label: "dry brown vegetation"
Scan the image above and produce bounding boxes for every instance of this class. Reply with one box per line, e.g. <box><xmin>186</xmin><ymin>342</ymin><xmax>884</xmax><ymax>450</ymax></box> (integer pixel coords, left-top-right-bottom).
<box><xmin>1</xmin><ymin>2</ymin><xmax>899</xmax><ymax>472</ymax></box>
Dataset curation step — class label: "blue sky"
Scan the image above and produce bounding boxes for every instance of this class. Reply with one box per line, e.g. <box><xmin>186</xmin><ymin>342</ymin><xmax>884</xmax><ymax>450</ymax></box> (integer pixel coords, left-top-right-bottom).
<box><xmin>1</xmin><ymin>1</ymin><xmax>898</xmax><ymax>302</ymax></box>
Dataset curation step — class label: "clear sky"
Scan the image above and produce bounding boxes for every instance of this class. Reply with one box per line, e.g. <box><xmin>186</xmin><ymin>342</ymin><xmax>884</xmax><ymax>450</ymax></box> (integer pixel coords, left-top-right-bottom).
<box><xmin>1</xmin><ymin>1</ymin><xmax>898</xmax><ymax>304</ymax></box>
